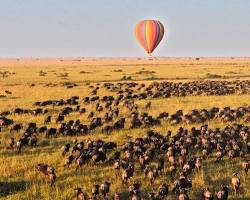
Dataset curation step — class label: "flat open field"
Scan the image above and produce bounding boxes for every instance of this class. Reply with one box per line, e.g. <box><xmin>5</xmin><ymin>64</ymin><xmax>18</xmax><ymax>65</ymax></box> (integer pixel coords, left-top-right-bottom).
<box><xmin>0</xmin><ymin>58</ymin><xmax>250</xmax><ymax>200</ymax></box>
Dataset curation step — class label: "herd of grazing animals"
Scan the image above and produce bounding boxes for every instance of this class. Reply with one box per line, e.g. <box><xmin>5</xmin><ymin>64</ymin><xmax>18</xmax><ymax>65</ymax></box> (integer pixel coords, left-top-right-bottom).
<box><xmin>0</xmin><ymin>79</ymin><xmax>250</xmax><ymax>199</ymax></box>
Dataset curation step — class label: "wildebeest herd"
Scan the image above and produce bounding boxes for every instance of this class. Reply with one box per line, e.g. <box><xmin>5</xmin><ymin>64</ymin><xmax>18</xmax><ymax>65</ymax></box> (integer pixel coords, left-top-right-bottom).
<box><xmin>0</xmin><ymin>79</ymin><xmax>250</xmax><ymax>200</ymax></box>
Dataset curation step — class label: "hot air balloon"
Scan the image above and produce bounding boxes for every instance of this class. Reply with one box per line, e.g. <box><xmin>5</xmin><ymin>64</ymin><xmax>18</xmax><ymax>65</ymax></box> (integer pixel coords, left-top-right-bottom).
<box><xmin>135</xmin><ymin>20</ymin><xmax>165</xmax><ymax>55</ymax></box>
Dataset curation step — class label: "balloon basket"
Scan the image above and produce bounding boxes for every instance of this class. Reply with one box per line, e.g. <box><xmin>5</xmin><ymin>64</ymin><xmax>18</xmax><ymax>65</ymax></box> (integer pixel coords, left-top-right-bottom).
<box><xmin>147</xmin><ymin>54</ymin><xmax>157</xmax><ymax>61</ymax></box>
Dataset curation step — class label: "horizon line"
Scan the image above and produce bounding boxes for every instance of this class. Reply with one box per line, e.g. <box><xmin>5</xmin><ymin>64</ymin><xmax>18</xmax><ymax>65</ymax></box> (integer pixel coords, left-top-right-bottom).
<box><xmin>1</xmin><ymin>56</ymin><xmax>250</xmax><ymax>60</ymax></box>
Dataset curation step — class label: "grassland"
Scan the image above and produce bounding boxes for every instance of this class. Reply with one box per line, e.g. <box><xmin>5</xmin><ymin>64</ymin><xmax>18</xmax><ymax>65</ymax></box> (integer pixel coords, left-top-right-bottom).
<box><xmin>0</xmin><ymin>57</ymin><xmax>250</xmax><ymax>200</ymax></box>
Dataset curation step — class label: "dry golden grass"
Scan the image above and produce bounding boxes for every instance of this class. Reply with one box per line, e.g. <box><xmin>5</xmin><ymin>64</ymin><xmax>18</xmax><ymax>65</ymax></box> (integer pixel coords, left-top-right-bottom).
<box><xmin>0</xmin><ymin>58</ymin><xmax>249</xmax><ymax>200</ymax></box>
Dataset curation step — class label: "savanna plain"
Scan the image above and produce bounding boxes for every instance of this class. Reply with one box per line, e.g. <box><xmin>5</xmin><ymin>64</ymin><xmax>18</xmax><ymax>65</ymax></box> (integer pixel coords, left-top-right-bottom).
<box><xmin>0</xmin><ymin>58</ymin><xmax>250</xmax><ymax>200</ymax></box>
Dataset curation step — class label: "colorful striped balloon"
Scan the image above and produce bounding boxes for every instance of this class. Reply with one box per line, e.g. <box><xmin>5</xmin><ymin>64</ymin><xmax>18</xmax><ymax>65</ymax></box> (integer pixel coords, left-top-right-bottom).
<box><xmin>135</xmin><ymin>20</ymin><xmax>165</xmax><ymax>54</ymax></box>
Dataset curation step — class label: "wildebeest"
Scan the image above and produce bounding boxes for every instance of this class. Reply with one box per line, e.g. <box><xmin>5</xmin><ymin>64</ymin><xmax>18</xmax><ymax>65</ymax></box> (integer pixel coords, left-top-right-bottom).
<box><xmin>10</xmin><ymin>123</ymin><xmax>23</xmax><ymax>132</ymax></box>
<box><xmin>178</xmin><ymin>189</ymin><xmax>190</xmax><ymax>200</ymax></box>
<box><xmin>0</xmin><ymin>116</ymin><xmax>13</xmax><ymax>126</ymax></box>
<box><xmin>173</xmin><ymin>174</ymin><xmax>192</xmax><ymax>193</ymax></box>
<box><xmin>202</xmin><ymin>187</ymin><xmax>214</xmax><ymax>200</ymax></box>
<box><xmin>231</xmin><ymin>172</ymin><xmax>240</xmax><ymax>194</ymax></box>
<box><xmin>56</xmin><ymin>114</ymin><xmax>64</xmax><ymax>124</ymax></box>
<box><xmin>64</xmin><ymin>155</ymin><xmax>75</xmax><ymax>168</ymax></box>
<box><xmin>61</xmin><ymin>143</ymin><xmax>70</xmax><ymax>156</ymax></box>
<box><xmin>46</xmin><ymin>128</ymin><xmax>57</xmax><ymax>137</ymax></box>
<box><xmin>75</xmin><ymin>188</ymin><xmax>88</xmax><ymax>200</ymax></box>
<box><xmin>91</xmin><ymin>184</ymin><xmax>99</xmax><ymax>199</ymax></box>
<box><xmin>30</xmin><ymin>134</ymin><xmax>38</xmax><ymax>147</ymax></box>
<box><xmin>100</xmin><ymin>181</ymin><xmax>111</xmax><ymax>198</ymax></box>
<box><xmin>216</xmin><ymin>186</ymin><xmax>229</xmax><ymax>200</ymax></box>
<box><xmin>47</xmin><ymin>167</ymin><xmax>56</xmax><ymax>186</ymax></box>
<box><xmin>114</xmin><ymin>192</ymin><xmax>120</xmax><ymax>200</ymax></box>
<box><xmin>44</xmin><ymin>116</ymin><xmax>51</xmax><ymax>124</ymax></box>
<box><xmin>241</xmin><ymin>160</ymin><xmax>249</xmax><ymax>174</ymax></box>
<box><xmin>37</xmin><ymin>163</ymin><xmax>48</xmax><ymax>175</ymax></box>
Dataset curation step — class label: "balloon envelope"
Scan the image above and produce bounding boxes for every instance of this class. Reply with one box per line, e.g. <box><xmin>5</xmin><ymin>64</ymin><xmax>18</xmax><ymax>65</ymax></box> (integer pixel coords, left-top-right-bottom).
<box><xmin>135</xmin><ymin>20</ymin><xmax>165</xmax><ymax>54</ymax></box>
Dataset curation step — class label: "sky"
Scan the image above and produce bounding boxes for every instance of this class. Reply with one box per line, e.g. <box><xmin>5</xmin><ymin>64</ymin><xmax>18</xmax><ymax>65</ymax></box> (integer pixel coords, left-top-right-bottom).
<box><xmin>0</xmin><ymin>0</ymin><xmax>250</xmax><ymax>58</ymax></box>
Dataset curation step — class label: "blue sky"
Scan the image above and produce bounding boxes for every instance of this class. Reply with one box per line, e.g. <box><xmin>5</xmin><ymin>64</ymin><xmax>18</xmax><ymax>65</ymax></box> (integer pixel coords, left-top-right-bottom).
<box><xmin>0</xmin><ymin>0</ymin><xmax>250</xmax><ymax>57</ymax></box>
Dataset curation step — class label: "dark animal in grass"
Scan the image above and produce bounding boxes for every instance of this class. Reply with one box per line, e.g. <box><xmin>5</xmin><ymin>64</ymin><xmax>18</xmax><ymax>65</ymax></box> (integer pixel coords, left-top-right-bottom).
<box><xmin>91</xmin><ymin>150</ymin><xmax>106</xmax><ymax>163</ymax></box>
<box><xmin>0</xmin><ymin>110</ymin><xmax>10</xmax><ymax>116</ymax></box>
<box><xmin>102</xmin><ymin>125</ymin><xmax>113</xmax><ymax>133</ymax></box>
<box><xmin>114</xmin><ymin>192</ymin><xmax>120</xmax><ymax>200</ymax></box>
<box><xmin>5</xmin><ymin>90</ymin><xmax>12</xmax><ymax>95</ymax></box>
<box><xmin>138</xmin><ymin>156</ymin><xmax>149</xmax><ymax>171</ymax></box>
<box><xmin>113</xmin><ymin>118</ymin><xmax>125</xmax><ymax>130</ymax></box>
<box><xmin>113</xmin><ymin>160</ymin><xmax>121</xmax><ymax>174</ymax></box>
<box><xmin>100</xmin><ymin>181</ymin><xmax>111</xmax><ymax>198</ymax></box>
<box><xmin>61</xmin><ymin>143</ymin><xmax>70</xmax><ymax>156</ymax></box>
<box><xmin>75</xmin><ymin>188</ymin><xmax>88</xmax><ymax>200</ymax></box>
<box><xmin>79</xmin><ymin>108</ymin><xmax>86</xmax><ymax>114</ymax></box>
<box><xmin>157</xmin><ymin>183</ymin><xmax>169</xmax><ymax>199</ymax></box>
<box><xmin>228</xmin><ymin>149</ymin><xmax>236</xmax><ymax>160</ymax></box>
<box><xmin>30</xmin><ymin>134</ymin><xmax>38</xmax><ymax>147</ymax></box>
<box><xmin>195</xmin><ymin>157</ymin><xmax>202</xmax><ymax>171</ymax></box>
<box><xmin>34</xmin><ymin>108</ymin><xmax>43</xmax><ymax>116</ymax></box>
<box><xmin>231</xmin><ymin>172</ymin><xmax>240</xmax><ymax>194</ymax></box>
<box><xmin>130</xmin><ymin>115</ymin><xmax>142</xmax><ymax>128</ymax></box>
<box><xmin>173</xmin><ymin>174</ymin><xmax>192</xmax><ymax>194</ymax></box>
<box><xmin>91</xmin><ymin>184</ymin><xmax>99</xmax><ymax>199</ymax></box>
<box><xmin>46</xmin><ymin>128</ymin><xmax>57</xmax><ymax>137</ymax></box>
<box><xmin>75</xmin><ymin>105</ymin><xmax>80</xmax><ymax>112</ymax></box>
<box><xmin>129</xmin><ymin>182</ymin><xmax>141</xmax><ymax>200</ymax></box>
<box><xmin>37</xmin><ymin>164</ymin><xmax>56</xmax><ymax>186</ymax></box>
<box><xmin>83</xmin><ymin>97</ymin><xmax>90</xmax><ymax>103</ymax></box>
<box><xmin>178</xmin><ymin>189</ymin><xmax>190</xmax><ymax>200</ymax></box>
<box><xmin>157</xmin><ymin>112</ymin><xmax>169</xmax><ymax>120</ymax></box>
<box><xmin>88</xmin><ymin>111</ymin><xmax>94</xmax><ymax>118</ymax></box>
<box><xmin>16</xmin><ymin>138</ymin><xmax>26</xmax><ymax>153</ymax></box>
<box><xmin>148</xmin><ymin>193</ymin><xmax>157</xmax><ymax>200</ymax></box>
<box><xmin>129</xmin><ymin>182</ymin><xmax>141</xmax><ymax>197</ymax></box>
<box><xmin>156</xmin><ymin>157</ymin><xmax>165</xmax><ymax>173</ymax></box>
<box><xmin>13</xmin><ymin>108</ymin><xmax>24</xmax><ymax>115</ymax></box>
<box><xmin>122</xmin><ymin>165</ymin><xmax>134</xmax><ymax>184</ymax></box>
<box><xmin>169</xmin><ymin>164</ymin><xmax>177</xmax><ymax>177</ymax></box>
<box><xmin>89</xmin><ymin>118</ymin><xmax>102</xmax><ymax>131</ymax></box>
<box><xmin>76</xmin><ymin>154</ymin><xmax>86</xmax><ymax>171</ymax></box>
<box><xmin>144</xmin><ymin>167</ymin><xmax>157</xmax><ymax>185</ymax></box>
<box><xmin>44</xmin><ymin>116</ymin><xmax>51</xmax><ymax>124</ymax></box>
<box><xmin>47</xmin><ymin>167</ymin><xmax>56</xmax><ymax>186</ymax></box>
<box><xmin>73</xmin><ymin>141</ymin><xmax>84</xmax><ymax>152</ymax></box>
<box><xmin>107</xmin><ymin>151</ymin><xmax>121</xmax><ymax>163</ymax></box>
<box><xmin>103</xmin><ymin>141</ymin><xmax>117</xmax><ymax>151</ymax></box>
<box><xmin>202</xmin><ymin>187</ymin><xmax>214</xmax><ymax>200</ymax></box>
<box><xmin>10</xmin><ymin>123</ymin><xmax>23</xmax><ymax>132</ymax></box>
<box><xmin>241</xmin><ymin>160</ymin><xmax>249</xmax><ymax>175</ymax></box>
<box><xmin>0</xmin><ymin>116</ymin><xmax>13</xmax><ymax>126</ymax></box>
<box><xmin>131</xmin><ymin>194</ymin><xmax>141</xmax><ymax>200</ymax></box>
<box><xmin>216</xmin><ymin>186</ymin><xmax>229</xmax><ymax>200</ymax></box>
<box><xmin>145</xmin><ymin>101</ymin><xmax>152</xmax><ymax>109</ymax></box>
<box><xmin>38</xmin><ymin>126</ymin><xmax>47</xmax><ymax>133</ymax></box>
<box><xmin>64</xmin><ymin>155</ymin><xmax>75</xmax><ymax>168</ymax></box>
<box><xmin>37</xmin><ymin>163</ymin><xmax>49</xmax><ymax>175</ymax></box>
<box><xmin>56</xmin><ymin>114</ymin><xmax>64</xmax><ymax>123</ymax></box>
<box><xmin>215</xmin><ymin>150</ymin><xmax>224</xmax><ymax>162</ymax></box>
<box><xmin>26</xmin><ymin>122</ymin><xmax>37</xmax><ymax>132</ymax></box>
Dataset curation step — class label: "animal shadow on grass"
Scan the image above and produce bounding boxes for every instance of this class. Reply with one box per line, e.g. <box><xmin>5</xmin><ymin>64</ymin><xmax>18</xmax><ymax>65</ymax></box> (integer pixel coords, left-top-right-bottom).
<box><xmin>6</xmin><ymin>96</ymin><xmax>20</xmax><ymax>100</ymax></box>
<box><xmin>0</xmin><ymin>180</ymin><xmax>29</xmax><ymax>197</ymax></box>
<box><xmin>118</xmin><ymin>190</ymin><xmax>130</xmax><ymax>200</ymax></box>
